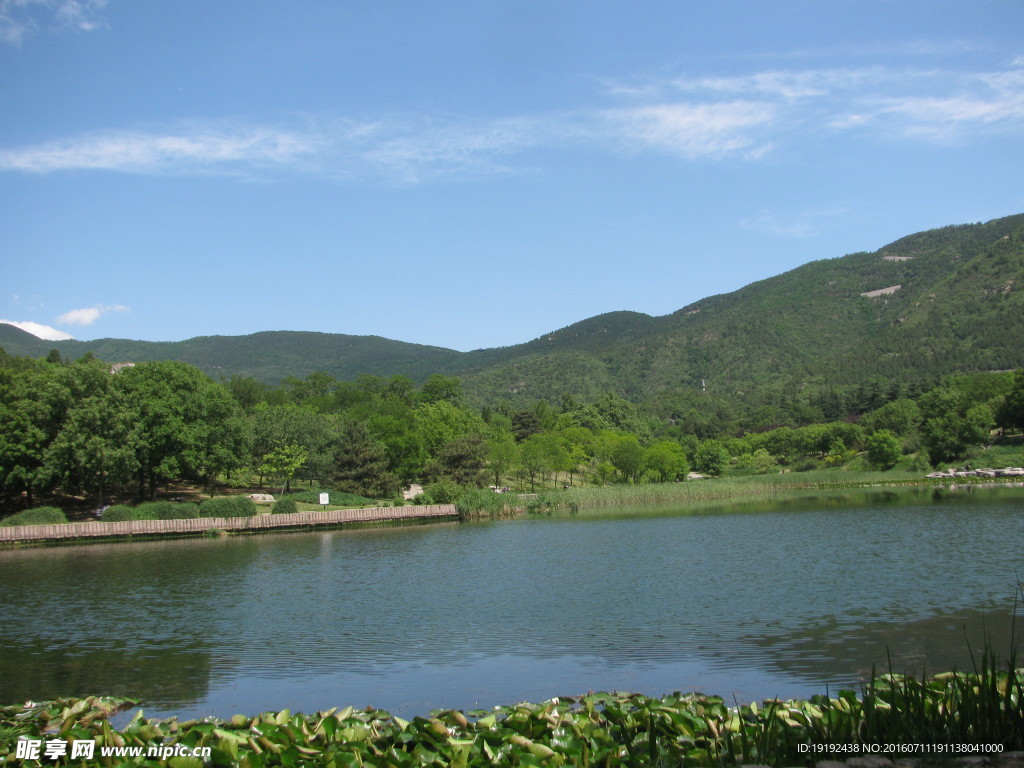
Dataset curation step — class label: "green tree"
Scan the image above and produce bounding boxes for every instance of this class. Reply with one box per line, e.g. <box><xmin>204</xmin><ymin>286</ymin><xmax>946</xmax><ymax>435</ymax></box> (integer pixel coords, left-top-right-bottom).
<box><xmin>43</xmin><ymin>387</ymin><xmax>136</xmax><ymax>508</ymax></box>
<box><xmin>260</xmin><ymin>444</ymin><xmax>308</xmax><ymax>494</ymax></box>
<box><xmin>865</xmin><ymin>430</ymin><xmax>901</xmax><ymax>470</ymax></box>
<box><xmin>248</xmin><ymin>403</ymin><xmax>334</xmax><ymax>488</ymax></box>
<box><xmin>116</xmin><ymin>361</ymin><xmax>242</xmax><ymax>499</ymax></box>
<box><xmin>735</xmin><ymin>448</ymin><xmax>777</xmax><ymax>475</ymax></box>
<box><xmin>643</xmin><ymin>440</ymin><xmax>690</xmax><ymax>482</ymax></box>
<box><xmin>559</xmin><ymin>426</ymin><xmax>594</xmax><ymax>486</ymax></box>
<box><xmin>519</xmin><ymin>433</ymin><xmax>551</xmax><ymax>492</ymax></box>
<box><xmin>862</xmin><ymin>398</ymin><xmax>922</xmax><ymax>437</ymax></box>
<box><xmin>568</xmin><ymin>393</ymin><xmax>653</xmax><ymax>441</ymax></box>
<box><xmin>415</xmin><ymin>400</ymin><xmax>487</xmax><ymax>454</ymax></box>
<box><xmin>0</xmin><ymin>357</ymin><xmax>63</xmax><ymax>506</ymax></box>
<box><xmin>996</xmin><ymin>369</ymin><xmax>1024</xmax><ymax>433</ymax></box>
<box><xmin>331</xmin><ymin>421</ymin><xmax>399</xmax><ymax>498</ymax></box>
<box><xmin>424</xmin><ymin>435</ymin><xmax>488</xmax><ymax>487</ymax></box>
<box><xmin>485</xmin><ymin>434</ymin><xmax>518</xmax><ymax>487</ymax></box>
<box><xmin>918</xmin><ymin>386</ymin><xmax>995</xmax><ymax>464</ymax></box>
<box><xmin>419</xmin><ymin>374</ymin><xmax>463</xmax><ymax>405</ymax></box>
<box><xmin>604</xmin><ymin>432</ymin><xmax>644</xmax><ymax>483</ymax></box>
<box><xmin>225</xmin><ymin>375</ymin><xmax>269</xmax><ymax>412</ymax></box>
<box><xmin>365</xmin><ymin>401</ymin><xmax>427</xmax><ymax>484</ymax></box>
<box><xmin>693</xmin><ymin>439</ymin><xmax>728</xmax><ymax>476</ymax></box>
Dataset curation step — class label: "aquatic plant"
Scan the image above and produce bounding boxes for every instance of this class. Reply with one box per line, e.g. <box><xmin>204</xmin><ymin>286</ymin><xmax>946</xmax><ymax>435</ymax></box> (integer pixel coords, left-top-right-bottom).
<box><xmin>454</xmin><ymin>487</ymin><xmax>510</xmax><ymax>519</ymax></box>
<box><xmin>5</xmin><ymin>657</ymin><xmax>1021</xmax><ymax>768</ymax></box>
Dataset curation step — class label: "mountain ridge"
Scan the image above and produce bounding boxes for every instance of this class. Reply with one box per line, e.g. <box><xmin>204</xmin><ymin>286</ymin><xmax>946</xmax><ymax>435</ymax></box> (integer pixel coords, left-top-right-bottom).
<box><xmin>4</xmin><ymin>213</ymin><xmax>1024</xmax><ymax>408</ymax></box>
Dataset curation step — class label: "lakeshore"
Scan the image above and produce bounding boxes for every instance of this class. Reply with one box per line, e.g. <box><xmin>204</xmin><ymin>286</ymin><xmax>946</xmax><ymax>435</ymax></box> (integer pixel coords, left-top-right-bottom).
<box><xmin>0</xmin><ymin>503</ymin><xmax>458</xmax><ymax>546</ymax></box>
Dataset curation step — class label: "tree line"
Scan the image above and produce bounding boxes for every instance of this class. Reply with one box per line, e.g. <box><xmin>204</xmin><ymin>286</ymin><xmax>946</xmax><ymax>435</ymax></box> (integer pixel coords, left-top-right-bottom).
<box><xmin>2</xmin><ymin>346</ymin><xmax>1023</xmax><ymax>515</ymax></box>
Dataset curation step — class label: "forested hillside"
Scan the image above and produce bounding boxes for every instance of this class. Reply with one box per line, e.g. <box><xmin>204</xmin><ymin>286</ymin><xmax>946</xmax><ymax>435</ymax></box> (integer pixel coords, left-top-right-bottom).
<box><xmin>3</xmin><ymin>213</ymin><xmax>1024</xmax><ymax>423</ymax></box>
<box><xmin>456</xmin><ymin>214</ymin><xmax>1024</xmax><ymax>410</ymax></box>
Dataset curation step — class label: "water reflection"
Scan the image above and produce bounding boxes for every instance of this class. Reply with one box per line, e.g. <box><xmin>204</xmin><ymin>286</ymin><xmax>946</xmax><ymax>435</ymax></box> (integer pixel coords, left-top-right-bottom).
<box><xmin>1</xmin><ymin>486</ymin><xmax>1022</xmax><ymax>718</ymax></box>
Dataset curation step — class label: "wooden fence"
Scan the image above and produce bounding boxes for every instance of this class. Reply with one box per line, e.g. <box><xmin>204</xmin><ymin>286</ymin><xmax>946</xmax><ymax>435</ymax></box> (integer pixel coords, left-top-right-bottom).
<box><xmin>0</xmin><ymin>504</ymin><xmax>458</xmax><ymax>545</ymax></box>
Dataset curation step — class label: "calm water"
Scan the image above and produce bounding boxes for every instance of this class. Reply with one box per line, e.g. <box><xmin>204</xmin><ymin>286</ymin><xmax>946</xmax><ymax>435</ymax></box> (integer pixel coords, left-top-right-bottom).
<box><xmin>1</xmin><ymin>485</ymin><xmax>1023</xmax><ymax>719</ymax></box>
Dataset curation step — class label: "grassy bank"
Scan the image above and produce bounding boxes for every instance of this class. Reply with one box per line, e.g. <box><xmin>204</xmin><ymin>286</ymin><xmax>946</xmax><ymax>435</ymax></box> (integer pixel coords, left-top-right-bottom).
<box><xmin>4</xmin><ymin>654</ymin><xmax>1022</xmax><ymax>767</ymax></box>
<box><xmin>507</xmin><ymin>469</ymin><xmax>1019</xmax><ymax>515</ymax></box>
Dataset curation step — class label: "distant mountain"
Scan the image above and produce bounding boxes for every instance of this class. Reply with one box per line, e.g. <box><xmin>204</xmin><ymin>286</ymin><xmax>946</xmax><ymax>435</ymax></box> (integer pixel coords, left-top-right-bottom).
<box><xmin>4</xmin><ymin>213</ymin><xmax>1024</xmax><ymax>408</ymax></box>
<box><xmin>0</xmin><ymin>326</ymin><xmax>462</xmax><ymax>384</ymax></box>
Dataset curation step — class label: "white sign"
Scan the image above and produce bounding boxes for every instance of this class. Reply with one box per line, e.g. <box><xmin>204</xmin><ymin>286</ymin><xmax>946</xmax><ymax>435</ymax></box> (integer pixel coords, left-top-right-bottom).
<box><xmin>319</xmin><ymin>492</ymin><xmax>329</xmax><ymax>506</ymax></box>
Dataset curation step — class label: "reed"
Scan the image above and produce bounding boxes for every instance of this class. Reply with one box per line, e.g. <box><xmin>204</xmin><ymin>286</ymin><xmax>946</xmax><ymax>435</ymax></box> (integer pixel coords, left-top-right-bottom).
<box><xmin>532</xmin><ymin>470</ymin><xmax>924</xmax><ymax>514</ymax></box>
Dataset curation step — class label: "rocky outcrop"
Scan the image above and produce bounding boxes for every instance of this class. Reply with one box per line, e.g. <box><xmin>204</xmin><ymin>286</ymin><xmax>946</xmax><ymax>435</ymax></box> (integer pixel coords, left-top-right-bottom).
<box><xmin>927</xmin><ymin>467</ymin><xmax>1024</xmax><ymax>479</ymax></box>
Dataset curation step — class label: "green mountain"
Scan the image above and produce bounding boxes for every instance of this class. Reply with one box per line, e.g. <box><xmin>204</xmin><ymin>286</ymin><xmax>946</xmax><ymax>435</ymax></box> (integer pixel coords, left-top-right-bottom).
<box><xmin>454</xmin><ymin>214</ymin><xmax>1024</xmax><ymax>406</ymax></box>
<box><xmin>0</xmin><ymin>327</ymin><xmax>462</xmax><ymax>384</ymax></box>
<box><xmin>4</xmin><ymin>213</ymin><xmax>1024</xmax><ymax>408</ymax></box>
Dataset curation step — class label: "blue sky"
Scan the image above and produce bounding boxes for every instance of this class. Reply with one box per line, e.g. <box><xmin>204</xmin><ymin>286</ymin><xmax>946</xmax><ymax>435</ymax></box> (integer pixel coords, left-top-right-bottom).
<box><xmin>2</xmin><ymin>1</ymin><xmax>1023</xmax><ymax>352</ymax></box>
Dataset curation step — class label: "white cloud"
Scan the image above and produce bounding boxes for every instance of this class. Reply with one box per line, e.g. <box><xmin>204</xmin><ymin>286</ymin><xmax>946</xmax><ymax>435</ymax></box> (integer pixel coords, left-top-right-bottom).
<box><xmin>56</xmin><ymin>304</ymin><xmax>128</xmax><ymax>326</ymax></box>
<box><xmin>0</xmin><ymin>126</ymin><xmax>318</xmax><ymax>174</ymax></box>
<box><xmin>669</xmin><ymin>68</ymin><xmax>897</xmax><ymax>100</ymax></box>
<box><xmin>54</xmin><ymin>0</ymin><xmax>107</xmax><ymax>32</ymax></box>
<box><xmin>620</xmin><ymin>61</ymin><xmax>1024</xmax><ymax>146</ymax></box>
<box><xmin>740</xmin><ymin>206</ymin><xmax>852</xmax><ymax>238</ymax></box>
<box><xmin>0</xmin><ymin>0</ymin><xmax>107</xmax><ymax>44</ymax></box>
<box><xmin>0</xmin><ymin>57</ymin><xmax>1021</xmax><ymax>183</ymax></box>
<box><xmin>601</xmin><ymin>101</ymin><xmax>776</xmax><ymax>159</ymax></box>
<box><xmin>1</xmin><ymin>319</ymin><xmax>74</xmax><ymax>340</ymax></box>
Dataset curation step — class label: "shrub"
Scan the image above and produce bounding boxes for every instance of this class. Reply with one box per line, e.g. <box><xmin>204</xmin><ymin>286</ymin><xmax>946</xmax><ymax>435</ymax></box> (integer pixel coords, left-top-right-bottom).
<box><xmin>271</xmin><ymin>498</ymin><xmax>298</xmax><ymax>515</ymax></box>
<box><xmin>0</xmin><ymin>506</ymin><xmax>68</xmax><ymax>526</ymax></box>
<box><xmin>199</xmin><ymin>496</ymin><xmax>257</xmax><ymax>518</ymax></box>
<box><xmin>283</xmin><ymin>489</ymin><xmax>375</xmax><ymax>507</ymax></box>
<box><xmin>100</xmin><ymin>504</ymin><xmax>137</xmax><ymax>522</ymax></box>
<box><xmin>136</xmin><ymin>501</ymin><xmax>200</xmax><ymax>520</ymax></box>
<box><xmin>421</xmin><ymin>478</ymin><xmax>459</xmax><ymax>504</ymax></box>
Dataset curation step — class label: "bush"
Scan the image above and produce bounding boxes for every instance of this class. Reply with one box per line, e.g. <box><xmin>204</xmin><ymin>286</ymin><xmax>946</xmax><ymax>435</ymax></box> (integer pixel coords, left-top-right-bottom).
<box><xmin>199</xmin><ymin>496</ymin><xmax>257</xmax><ymax>518</ymax></box>
<box><xmin>421</xmin><ymin>478</ymin><xmax>459</xmax><ymax>504</ymax></box>
<box><xmin>283</xmin><ymin>489</ymin><xmax>375</xmax><ymax>507</ymax></box>
<box><xmin>271</xmin><ymin>498</ymin><xmax>298</xmax><ymax>515</ymax></box>
<box><xmin>100</xmin><ymin>504</ymin><xmax>137</xmax><ymax>522</ymax></box>
<box><xmin>793</xmin><ymin>457</ymin><xmax>821</xmax><ymax>472</ymax></box>
<box><xmin>0</xmin><ymin>506</ymin><xmax>68</xmax><ymax>526</ymax></box>
<box><xmin>136</xmin><ymin>501</ymin><xmax>200</xmax><ymax>520</ymax></box>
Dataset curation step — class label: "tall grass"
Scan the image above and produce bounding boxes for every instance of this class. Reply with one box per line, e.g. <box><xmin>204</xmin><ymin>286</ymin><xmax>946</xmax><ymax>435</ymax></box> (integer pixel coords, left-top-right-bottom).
<box><xmin>530</xmin><ymin>470</ymin><xmax>938</xmax><ymax>513</ymax></box>
<box><xmin>454</xmin><ymin>487</ymin><xmax>513</xmax><ymax>519</ymax></box>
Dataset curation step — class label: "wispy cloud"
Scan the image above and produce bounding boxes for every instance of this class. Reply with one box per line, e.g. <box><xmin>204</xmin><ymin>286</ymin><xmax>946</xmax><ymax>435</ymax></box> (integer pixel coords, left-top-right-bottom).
<box><xmin>0</xmin><ymin>125</ymin><xmax>319</xmax><ymax>174</ymax></box>
<box><xmin>740</xmin><ymin>206</ymin><xmax>853</xmax><ymax>238</ymax></box>
<box><xmin>0</xmin><ymin>319</ymin><xmax>74</xmax><ymax>340</ymax></box>
<box><xmin>599</xmin><ymin>101</ymin><xmax>776</xmax><ymax>159</ymax></box>
<box><xmin>56</xmin><ymin>303</ymin><xmax>128</xmax><ymax>326</ymax></box>
<box><xmin>0</xmin><ymin>107</ymin><xmax>783</xmax><ymax>182</ymax></box>
<box><xmin>0</xmin><ymin>57</ymin><xmax>1021</xmax><ymax>183</ymax></box>
<box><xmin>1</xmin><ymin>0</ymin><xmax>107</xmax><ymax>44</ymax></box>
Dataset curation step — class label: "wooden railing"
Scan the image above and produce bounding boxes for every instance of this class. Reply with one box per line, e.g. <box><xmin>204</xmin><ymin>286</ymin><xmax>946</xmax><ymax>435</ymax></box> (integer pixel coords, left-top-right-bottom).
<box><xmin>0</xmin><ymin>504</ymin><xmax>458</xmax><ymax>544</ymax></box>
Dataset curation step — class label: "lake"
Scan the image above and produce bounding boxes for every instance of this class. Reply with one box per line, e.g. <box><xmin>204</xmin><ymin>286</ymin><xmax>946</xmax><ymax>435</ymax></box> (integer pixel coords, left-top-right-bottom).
<box><xmin>1</xmin><ymin>484</ymin><xmax>1022</xmax><ymax>720</ymax></box>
